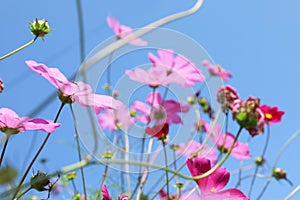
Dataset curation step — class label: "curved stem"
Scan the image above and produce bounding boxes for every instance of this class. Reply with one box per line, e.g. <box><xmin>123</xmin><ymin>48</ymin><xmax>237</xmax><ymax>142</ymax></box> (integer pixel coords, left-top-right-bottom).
<box><xmin>256</xmin><ymin>128</ymin><xmax>300</xmax><ymax>200</ymax></box>
<box><xmin>0</xmin><ymin>135</ymin><xmax>10</xmax><ymax>167</ymax></box>
<box><xmin>12</xmin><ymin>103</ymin><xmax>65</xmax><ymax>199</ymax></box>
<box><xmin>0</xmin><ymin>36</ymin><xmax>38</xmax><ymax>61</ymax></box>
<box><xmin>81</xmin><ymin>0</ymin><xmax>204</xmax><ymax>73</ymax></box>
<box><xmin>248</xmin><ymin>124</ymin><xmax>270</xmax><ymax>196</ymax></box>
<box><xmin>284</xmin><ymin>184</ymin><xmax>300</xmax><ymax>200</ymax></box>
<box><xmin>15</xmin><ymin>187</ymin><xmax>32</xmax><ymax>200</ymax></box>
<box><xmin>70</xmin><ymin>105</ymin><xmax>87</xmax><ymax>200</ymax></box>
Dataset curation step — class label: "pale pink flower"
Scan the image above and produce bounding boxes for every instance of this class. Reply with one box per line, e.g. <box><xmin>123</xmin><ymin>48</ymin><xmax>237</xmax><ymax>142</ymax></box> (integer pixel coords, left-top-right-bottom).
<box><xmin>176</xmin><ymin>141</ymin><xmax>217</xmax><ymax>165</ymax></box>
<box><xmin>118</xmin><ymin>194</ymin><xmax>129</xmax><ymax>200</ymax></box>
<box><xmin>202</xmin><ymin>60</ymin><xmax>232</xmax><ymax>81</ymax></box>
<box><xmin>204</xmin><ymin>121</ymin><xmax>250</xmax><ymax>160</ymax></box>
<box><xmin>107</xmin><ymin>16</ymin><xmax>147</xmax><ymax>46</ymax></box>
<box><xmin>26</xmin><ymin>60</ymin><xmax>121</xmax><ymax>113</ymax></box>
<box><xmin>132</xmin><ymin>92</ymin><xmax>189</xmax><ymax>125</ymax></box>
<box><xmin>148</xmin><ymin>49</ymin><xmax>205</xmax><ymax>87</ymax></box>
<box><xmin>98</xmin><ymin>105</ymin><xmax>134</xmax><ymax>131</ymax></box>
<box><xmin>0</xmin><ymin>108</ymin><xmax>60</xmax><ymax>135</ymax></box>
<box><xmin>126</xmin><ymin>65</ymin><xmax>177</xmax><ymax>88</ymax></box>
<box><xmin>187</xmin><ymin>157</ymin><xmax>249</xmax><ymax>200</ymax></box>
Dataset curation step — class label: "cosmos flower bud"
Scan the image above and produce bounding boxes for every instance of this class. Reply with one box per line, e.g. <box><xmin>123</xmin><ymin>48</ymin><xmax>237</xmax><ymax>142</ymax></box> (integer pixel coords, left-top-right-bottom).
<box><xmin>255</xmin><ymin>156</ymin><xmax>266</xmax><ymax>166</ymax></box>
<box><xmin>29</xmin><ymin>18</ymin><xmax>51</xmax><ymax>38</ymax></box>
<box><xmin>0</xmin><ymin>79</ymin><xmax>4</xmax><ymax>93</ymax></box>
<box><xmin>187</xmin><ymin>96</ymin><xmax>196</xmax><ymax>105</ymax></box>
<box><xmin>30</xmin><ymin>171</ymin><xmax>50</xmax><ymax>191</ymax></box>
<box><xmin>170</xmin><ymin>144</ymin><xmax>180</xmax><ymax>151</ymax></box>
<box><xmin>65</xmin><ymin>172</ymin><xmax>77</xmax><ymax>181</ymax></box>
<box><xmin>102</xmin><ymin>151</ymin><xmax>114</xmax><ymax>159</ymax></box>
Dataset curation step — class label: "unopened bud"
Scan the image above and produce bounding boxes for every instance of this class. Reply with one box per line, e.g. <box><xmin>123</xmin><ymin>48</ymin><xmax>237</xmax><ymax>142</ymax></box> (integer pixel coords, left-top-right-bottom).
<box><xmin>29</xmin><ymin>18</ymin><xmax>50</xmax><ymax>38</ymax></box>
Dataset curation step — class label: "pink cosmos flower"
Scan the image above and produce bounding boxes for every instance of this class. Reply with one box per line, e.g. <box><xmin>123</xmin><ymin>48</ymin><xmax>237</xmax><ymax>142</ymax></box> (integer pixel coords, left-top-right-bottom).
<box><xmin>98</xmin><ymin>105</ymin><xmax>134</xmax><ymax>131</ymax></box>
<box><xmin>176</xmin><ymin>141</ymin><xmax>217</xmax><ymax>165</ymax></box>
<box><xmin>0</xmin><ymin>108</ymin><xmax>60</xmax><ymax>135</ymax></box>
<box><xmin>187</xmin><ymin>157</ymin><xmax>249</xmax><ymax>200</ymax></box>
<box><xmin>107</xmin><ymin>16</ymin><xmax>147</xmax><ymax>46</ymax></box>
<box><xmin>260</xmin><ymin>104</ymin><xmax>284</xmax><ymax>124</ymax></box>
<box><xmin>217</xmin><ymin>85</ymin><xmax>240</xmax><ymax>112</ymax></box>
<box><xmin>148</xmin><ymin>49</ymin><xmax>205</xmax><ymax>87</ymax></box>
<box><xmin>232</xmin><ymin>96</ymin><xmax>265</xmax><ymax>136</ymax></box>
<box><xmin>118</xmin><ymin>194</ymin><xmax>129</xmax><ymax>200</ymax></box>
<box><xmin>26</xmin><ymin>60</ymin><xmax>121</xmax><ymax>113</ymax></box>
<box><xmin>126</xmin><ymin>65</ymin><xmax>178</xmax><ymax>88</ymax></box>
<box><xmin>203</xmin><ymin>121</ymin><xmax>250</xmax><ymax>160</ymax></box>
<box><xmin>132</xmin><ymin>92</ymin><xmax>189</xmax><ymax>125</ymax></box>
<box><xmin>202</xmin><ymin>60</ymin><xmax>232</xmax><ymax>81</ymax></box>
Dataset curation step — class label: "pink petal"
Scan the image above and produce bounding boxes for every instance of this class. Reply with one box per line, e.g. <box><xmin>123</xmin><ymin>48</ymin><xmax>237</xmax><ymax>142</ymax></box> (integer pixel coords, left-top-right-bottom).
<box><xmin>107</xmin><ymin>16</ymin><xmax>121</xmax><ymax>35</ymax></box>
<box><xmin>93</xmin><ymin>94</ymin><xmax>123</xmax><ymax>114</ymax></box>
<box><xmin>25</xmin><ymin>60</ymin><xmax>70</xmax><ymax>90</ymax></box>
<box><xmin>24</xmin><ymin>118</ymin><xmax>60</xmax><ymax>133</ymax></box>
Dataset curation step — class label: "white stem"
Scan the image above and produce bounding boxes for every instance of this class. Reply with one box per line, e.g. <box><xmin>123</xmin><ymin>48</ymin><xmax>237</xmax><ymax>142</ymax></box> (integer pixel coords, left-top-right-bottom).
<box><xmin>80</xmin><ymin>0</ymin><xmax>204</xmax><ymax>73</ymax></box>
<box><xmin>124</xmin><ymin>130</ymin><xmax>131</xmax><ymax>193</ymax></box>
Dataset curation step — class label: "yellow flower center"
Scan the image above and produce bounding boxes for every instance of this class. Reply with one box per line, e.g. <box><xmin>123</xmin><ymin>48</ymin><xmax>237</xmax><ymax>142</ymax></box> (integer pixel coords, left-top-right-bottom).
<box><xmin>210</xmin><ymin>187</ymin><xmax>217</xmax><ymax>193</ymax></box>
<box><xmin>265</xmin><ymin>113</ymin><xmax>273</xmax><ymax>120</ymax></box>
<box><xmin>216</xmin><ymin>64</ymin><xmax>222</xmax><ymax>72</ymax></box>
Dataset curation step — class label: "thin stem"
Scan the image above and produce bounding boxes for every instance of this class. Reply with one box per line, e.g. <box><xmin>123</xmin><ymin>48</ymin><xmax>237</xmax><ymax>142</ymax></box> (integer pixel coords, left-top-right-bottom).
<box><xmin>81</xmin><ymin>0</ymin><xmax>204</xmax><ymax>73</ymax></box>
<box><xmin>162</xmin><ymin>141</ymin><xmax>170</xmax><ymax>200</ymax></box>
<box><xmin>256</xmin><ymin>128</ymin><xmax>300</xmax><ymax>200</ymax></box>
<box><xmin>124</xmin><ymin>130</ymin><xmax>131</xmax><ymax>193</ymax></box>
<box><xmin>284</xmin><ymin>184</ymin><xmax>300</xmax><ymax>200</ymax></box>
<box><xmin>248</xmin><ymin>124</ymin><xmax>270</xmax><ymax>196</ymax></box>
<box><xmin>76</xmin><ymin>0</ymin><xmax>85</xmax><ymax>63</ymax></box>
<box><xmin>71</xmin><ymin>179</ymin><xmax>78</xmax><ymax>193</ymax></box>
<box><xmin>70</xmin><ymin>105</ymin><xmax>87</xmax><ymax>200</ymax></box>
<box><xmin>106</xmin><ymin>52</ymin><xmax>114</xmax><ymax>96</ymax></box>
<box><xmin>12</xmin><ymin>103</ymin><xmax>65</xmax><ymax>199</ymax></box>
<box><xmin>15</xmin><ymin>187</ymin><xmax>32</xmax><ymax>200</ymax></box>
<box><xmin>96</xmin><ymin>163</ymin><xmax>108</xmax><ymax>200</ymax></box>
<box><xmin>0</xmin><ymin>36</ymin><xmax>38</xmax><ymax>61</ymax></box>
<box><xmin>0</xmin><ymin>135</ymin><xmax>10</xmax><ymax>167</ymax></box>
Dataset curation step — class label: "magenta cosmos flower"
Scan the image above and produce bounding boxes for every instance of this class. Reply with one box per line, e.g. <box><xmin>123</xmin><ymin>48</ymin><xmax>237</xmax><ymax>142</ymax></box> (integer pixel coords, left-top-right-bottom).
<box><xmin>0</xmin><ymin>108</ymin><xmax>60</xmax><ymax>135</ymax></box>
<box><xmin>148</xmin><ymin>49</ymin><xmax>205</xmax><ymax>87</ymax></box>
<box><xmin>25</xmin><ymin>60</ymin><xmax>121</xmax><ymax>114</ymax></box>
<box><xmin>187</xmin><ymin>157</ymin><xmax>249</xmax><ymax>200</ymax></box>
<box><xmin>98</xmin><ymin>105</ymin><xmax>134</xmax><ymax>131</ymax></box>
<box><xmin>102</xmin><ymin>184</ymin><xmax>128</xmax><ymax>200</ymax></box>
<box><xmin>126</xmin><ymin>65</ymin><xmax>179</xmax><ymax>88</ymax></box>
<box><xmin>260</xmin><ymin>104</ymin><xmax>284</xmax><ymax>124</ymax></box>
<box><xmin>132</xmin><ymin>92</ymin><xmax>189</xmax><ymax>125</ymax></box>
<box><xmin>203</xmin><ymin>121</ymin><xmax>250</xmax><ymax>160</ymax></box>
<box><xmin>176</xmin><ymin>141</ymin><xmax>217</xmax><ymax>165</ymax></box>
<box><xmin>107</xmin><ymin>16</ymin><xmax>147</xmax><ymax>46</ymax></box>
<box><xmin>202</xmin><ymin>60</ymin><xmax>232</xmax><ymax>81</ymax></box>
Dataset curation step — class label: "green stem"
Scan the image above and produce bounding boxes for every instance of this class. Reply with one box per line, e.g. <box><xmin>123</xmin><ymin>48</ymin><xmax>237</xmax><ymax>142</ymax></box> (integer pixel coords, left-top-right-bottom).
<box><xmin>284</xmin><ymin>184</ymin><xmax>300</xmax><ymax>200</ymax></box>
<box><xmin>15</xmin><ymin>187</ymin><xmax>32</xmax><ymax>200</ymax></box>
<box><xmin>248</xmin><ymin>124</ymin><xmax>270</xmax><ymax>196</ymax></box>
<box><xmin>11</xmin><ymin>103</ymin><xmax>65</xmax><ymax>200</ymax></box>
<box><xmin>162</xmin><ymin>141</ymin><xmax>170</xmax><ymax>200</ymax></box>
<box><xmin>0</xmin><ymin>36</ymin><xmax>38</xmax><ymax>61</ymax></box>
<box><xmin>70</xmin><ymin>105</ymin><xmax>87</xmax><ymax>200</ymax></box>
<box><xmin>0</xmin><ymin>135</ymin><xmax>10</xmax><ymax>167</ymax></box>
<box><xmin>96</xmin><ymin>163</ymin><xmax>108</xmax><ymax>200</ymax></box>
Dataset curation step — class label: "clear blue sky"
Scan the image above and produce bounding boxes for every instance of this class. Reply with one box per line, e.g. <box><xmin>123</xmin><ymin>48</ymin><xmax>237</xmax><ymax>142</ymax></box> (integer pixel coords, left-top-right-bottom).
<box><xmin>1</xmin><ymin>0</ymin><xmax>300</xmax><ymax>199</ymax></box>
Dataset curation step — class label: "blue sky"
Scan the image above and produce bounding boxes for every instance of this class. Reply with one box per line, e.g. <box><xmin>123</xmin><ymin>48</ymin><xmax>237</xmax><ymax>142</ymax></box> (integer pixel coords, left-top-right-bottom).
<box><xmin>1</xmin><ymin>0</ymin><xmax>300</xmax><ymax>199</ymax></box>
